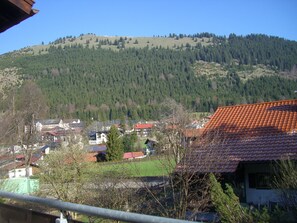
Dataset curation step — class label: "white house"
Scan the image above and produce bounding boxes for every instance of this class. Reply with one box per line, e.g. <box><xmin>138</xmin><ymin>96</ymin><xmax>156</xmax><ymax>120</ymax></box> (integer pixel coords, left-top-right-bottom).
<box><xmin>8</xmin><ymin>167</ymin><xmax>32</xmax><ymax>178</ymax></box>
<box><xmin>35</xmin><ymin>119</ymin><xmax>64</xmax><ymax>131</ymax></box>
<box><xmin>89</xmin><ymin>131</ymin><xmax>108</xmax><ymax>145</ymax></box>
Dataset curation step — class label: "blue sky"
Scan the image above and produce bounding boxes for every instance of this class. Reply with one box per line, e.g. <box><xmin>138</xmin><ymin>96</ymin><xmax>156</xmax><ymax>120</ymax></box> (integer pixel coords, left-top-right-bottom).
<box><xmin>1</xmin><ymin>0</ymin><xmax>296</xmax><ymax>55</ymax></box>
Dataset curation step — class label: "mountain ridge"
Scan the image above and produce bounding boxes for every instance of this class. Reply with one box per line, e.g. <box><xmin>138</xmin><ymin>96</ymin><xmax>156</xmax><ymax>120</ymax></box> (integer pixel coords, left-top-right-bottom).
<box><xmin>1</xmin><ymin>33</ymin><xmax>297</xmax><ymax>121</ymax></box>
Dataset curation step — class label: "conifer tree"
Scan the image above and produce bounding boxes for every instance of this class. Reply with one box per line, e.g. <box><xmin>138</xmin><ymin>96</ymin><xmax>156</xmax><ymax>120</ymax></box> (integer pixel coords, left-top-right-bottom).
<box><xmin>106</xmin><ymin>125</ymin><xmax>123</xmax><ymax>161</ymax></box>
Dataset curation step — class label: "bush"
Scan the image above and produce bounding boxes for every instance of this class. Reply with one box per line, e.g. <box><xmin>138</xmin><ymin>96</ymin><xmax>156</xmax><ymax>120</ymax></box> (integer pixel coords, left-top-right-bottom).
<box><xmin>209</xmin><ymin>173</ymin><xmax>270</xmax><ymax>223</ymax></box>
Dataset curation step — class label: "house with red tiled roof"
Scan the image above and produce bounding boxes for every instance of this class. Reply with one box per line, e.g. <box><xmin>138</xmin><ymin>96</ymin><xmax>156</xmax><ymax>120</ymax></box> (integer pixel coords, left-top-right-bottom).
<box><xmin>134</xmin><ymin>123</ymin><xmax>154</xmax><ymax>137</ymax></box>
<box><xmin>123</xmin><ymin>152</ymin><xmax>146</xmax><ymax>160</ymax></box>
<box><xmin>177</xmin><ymin>99</ymin><xmax>297</xmax><ymax>205</ymax></box>
<box><xmin>182</xmin><ymin>128</ymin><xmax>204</xmax><ymax>146</ymax></box>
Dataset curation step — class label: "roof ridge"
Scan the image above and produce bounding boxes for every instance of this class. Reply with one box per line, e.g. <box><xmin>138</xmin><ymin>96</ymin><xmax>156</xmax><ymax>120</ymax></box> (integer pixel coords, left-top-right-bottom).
<box><xmin>217</xmin><ymin>99</ymin><xmax>297</xmax><ymax>110</ymax></box>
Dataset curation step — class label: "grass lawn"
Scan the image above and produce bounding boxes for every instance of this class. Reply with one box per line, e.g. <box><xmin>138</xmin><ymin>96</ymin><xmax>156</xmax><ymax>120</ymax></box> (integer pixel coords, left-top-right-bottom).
<box><xmin>86</xmin><ymin>156</ymin><xmax>175</xmax><ymax>177</ymax></box>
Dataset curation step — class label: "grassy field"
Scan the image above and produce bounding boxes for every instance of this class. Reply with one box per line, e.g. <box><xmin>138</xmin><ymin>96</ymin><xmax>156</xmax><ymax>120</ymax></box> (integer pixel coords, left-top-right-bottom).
<box><xmin>86</xmin><ymin>156</ymin><xmax>175</xmax><ymax>177</ymax></box>
<box><xmin>20</xmin><ymin>34</ymin><xmax>213</xmax><ymax>55</ymax></box>
<box><xmin>193</xmin><ymin>60</ymin><xmax>280</xmax><ymax>81</ymax></box>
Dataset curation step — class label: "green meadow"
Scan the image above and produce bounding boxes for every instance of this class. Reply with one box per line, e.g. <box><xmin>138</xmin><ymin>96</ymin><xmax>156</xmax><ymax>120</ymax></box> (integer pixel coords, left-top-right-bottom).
<box><xmin>87</xmin><ymin>156</ymin><xmax>175</xmax><ymax>177</ymax></box>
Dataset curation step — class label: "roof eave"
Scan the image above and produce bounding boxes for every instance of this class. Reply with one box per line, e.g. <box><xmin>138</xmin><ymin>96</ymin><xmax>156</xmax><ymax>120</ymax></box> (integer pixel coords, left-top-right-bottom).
<box><xmin>0</xmin><ymin>0</ymin><xmax>38</xmax><ymax>33</ymax></box>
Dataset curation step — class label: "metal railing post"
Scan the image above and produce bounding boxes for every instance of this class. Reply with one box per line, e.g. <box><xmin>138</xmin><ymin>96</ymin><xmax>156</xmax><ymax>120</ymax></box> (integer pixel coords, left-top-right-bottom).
<box><xmin>55</xmin><ymin>211</ymin><xmax>67</xmax><ymax>223</ymax></box>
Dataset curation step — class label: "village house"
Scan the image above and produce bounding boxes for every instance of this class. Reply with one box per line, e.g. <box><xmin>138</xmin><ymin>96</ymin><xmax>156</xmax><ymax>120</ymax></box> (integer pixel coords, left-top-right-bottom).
<box><xmin>134</xmin><ymin>123</ymin><xmax>154</xmax><ymax>137</ymax></box>
<box><xmin>182</xmin><ymin>128</ymin><xmax>204</xmax><ymax>147</ymax></box>
<box><xmin>36</xmin><ymin>119</ymin><xmax>84</xmax><ymax>144</ymax></box>
<box><xmin>41</xmin><ymin>127</ymin><xmax>67</xmax><ymax>143</ymax></box>
<box><xmin>35</xmin><ymin>119</ymin><xmax>64</xmax><ymax>131</ymax></box>
<box><xmin>177</xmin><ymin>99</ymin><xmax>297</xmax><ymax>206</ymax></box>
<box><xmin>0</xmin><ymin>155</ymin><xmax>20</xmax><ymax>178</ymax></box>
<box><xmin>144</xmin><ymin>138</ymin><xmax>158</xmax><ymax>155</ymax></box>
<box><xmin>65</xmin><ymin>119</ymin><xmax>84</xmax><ymax>133</ymax></box>
<box><xmin>186</xmin><ymin>117</ymin><xmax>211</xmax><ymax>129</ymax></box>
<box><xmin>88</xmin><ymin>131</ymin><xmax>108</xmax><ymax>145</ymax></box>
<box><xmin>8</xmin><ymin>166</ymin><xmax>32</xmax><ymax>178</ymax></box>
<box><xmin>85</xmin><ymin>144</ymin><xmax>107</xmax><ymax>162</ymax></box>
<box><xmin>36</xmin><ymin>119</ymin><xmax>83</xmax><ymax>132</ymax></box>
<box><xmin>123</xmin><ymin>151</ymin><xmax>146</xmax><ymax>160</ymax></box>
<box><xmin>0</xmin><ymin>151</ymin><xmax>43</xmax><ymax>179</ymax></box>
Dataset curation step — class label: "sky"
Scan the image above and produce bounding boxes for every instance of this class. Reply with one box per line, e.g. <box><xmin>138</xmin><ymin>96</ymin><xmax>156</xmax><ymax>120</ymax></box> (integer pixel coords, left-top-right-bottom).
<box><xmin>1</xmin><ymin>0</ymin><xmax>297</xmax><ymax>55</ymax></box>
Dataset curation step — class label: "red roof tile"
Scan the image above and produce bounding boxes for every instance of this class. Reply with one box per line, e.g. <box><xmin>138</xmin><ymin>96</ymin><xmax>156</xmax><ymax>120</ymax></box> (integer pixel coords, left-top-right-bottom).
<box><xmin>123</xmin><ymin>152</ymin><xmax>145</xmax><ymax>159</ymax></box>
<box><xmin>183</xmin><ymin>129</ymin><xmax>204</xmax><ymax>138</ymax></box>
<box><xmin>134</xmin><ymin>123</ymin><xmax>154</xmax><ymax>129</ymax></box>
<box><xmin>84</xmin><ymin>153</ymin><xmax>97</xmax><ymax>162</ymax></box>
<box><xmin>178</xmin><ymin>99</ymin><xmax>297</xmax><ymax>173</ymax></box>
<box><xmin>204</xmin><ymin>99</ymin><xmax>297</xmax><ymax>137</ymax></box>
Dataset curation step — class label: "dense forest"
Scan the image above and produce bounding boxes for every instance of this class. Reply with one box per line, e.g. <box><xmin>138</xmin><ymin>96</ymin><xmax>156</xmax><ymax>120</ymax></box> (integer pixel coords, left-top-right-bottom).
<box><xmin>0</xmin><ymin>33</ymin><xmax>297</xmax><ymax>121</ymax></box>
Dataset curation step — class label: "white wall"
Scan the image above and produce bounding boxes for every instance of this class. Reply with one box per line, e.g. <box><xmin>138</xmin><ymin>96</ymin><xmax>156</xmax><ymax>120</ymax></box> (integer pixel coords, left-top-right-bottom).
<box><xmin>89</xmin><ymin>133</ymin><xmax>107</xmax><ymax>145</ymax></box>
<box><xmin>8</xmin><ymin>167</ymin><xmax>32</xmax><ymax>178</ymax></box>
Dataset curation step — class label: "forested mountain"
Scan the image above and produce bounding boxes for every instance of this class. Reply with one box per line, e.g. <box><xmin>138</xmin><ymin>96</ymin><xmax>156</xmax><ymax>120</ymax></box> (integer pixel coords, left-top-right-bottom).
<box><xmin>0</xmin><ymin>33</ymin><xmax>297</xmax><ymax>121</ymax></box>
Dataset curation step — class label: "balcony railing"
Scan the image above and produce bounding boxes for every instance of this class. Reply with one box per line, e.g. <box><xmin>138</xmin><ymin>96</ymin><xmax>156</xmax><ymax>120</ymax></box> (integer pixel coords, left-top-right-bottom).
<box><xmin>0</xmin><ymin>190</ymin><xmax>200</xmax><ymax>223</ymax></box>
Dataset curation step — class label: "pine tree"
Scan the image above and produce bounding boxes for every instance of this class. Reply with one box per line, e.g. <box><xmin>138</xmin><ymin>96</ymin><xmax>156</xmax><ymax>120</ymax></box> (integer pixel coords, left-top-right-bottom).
<box><xmin>106</xmin><ymin>125</ymin><xmax>123</xmax><ymax>161</ymax></box>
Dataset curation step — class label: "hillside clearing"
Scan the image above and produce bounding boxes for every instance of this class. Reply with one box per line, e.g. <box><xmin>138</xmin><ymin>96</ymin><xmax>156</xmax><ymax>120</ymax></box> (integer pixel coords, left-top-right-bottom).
<box><xmin>16</xmin><ymin>35</ymin><xmax>213</xmax><ymax>56</ymax></box>
<box><xmin>193</xmin><ymin>60</ymin><xmax>281</xmax><ymax>81</ymax></box>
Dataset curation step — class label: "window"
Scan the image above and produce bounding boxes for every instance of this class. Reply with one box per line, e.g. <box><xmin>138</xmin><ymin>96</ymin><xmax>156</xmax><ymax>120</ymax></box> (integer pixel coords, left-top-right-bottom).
<box><xmin>89</xmin><ymin>135</ymin><xmax>96</xmax><ymax>140</ymax></box>
<box><xmin>248</xmin><ymin>173</ymin><xmax>274</xmax><ymax>189</ymax></box>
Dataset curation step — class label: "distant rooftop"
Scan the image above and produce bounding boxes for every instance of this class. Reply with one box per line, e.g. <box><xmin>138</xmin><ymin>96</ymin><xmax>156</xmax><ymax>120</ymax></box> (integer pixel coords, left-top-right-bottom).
<box><xmin>36</xmin><ymin>119</ymin><xmax>61</xmax><ymax>125</ymax></box>
<box><xmin>134</xmin><ymin>123</ymin><xmax>154</xmax><ymax>129</ymax></box>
